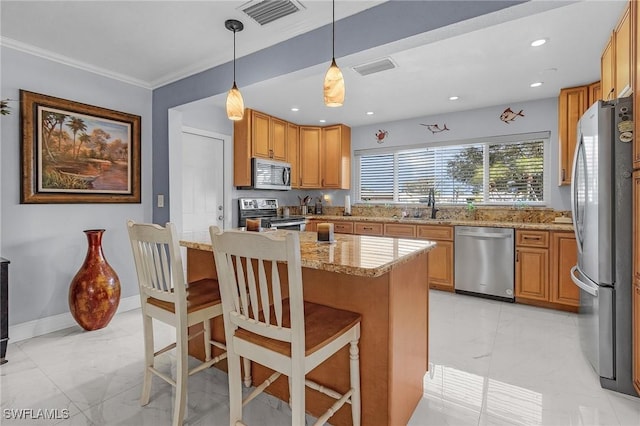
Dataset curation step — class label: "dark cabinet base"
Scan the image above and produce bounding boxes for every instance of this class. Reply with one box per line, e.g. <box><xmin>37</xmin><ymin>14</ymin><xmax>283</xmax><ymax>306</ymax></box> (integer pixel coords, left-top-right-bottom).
<box><xmin>1</xmin><ymin>258</ymin><xmax>9</xmax><ymax>364</ymax></box>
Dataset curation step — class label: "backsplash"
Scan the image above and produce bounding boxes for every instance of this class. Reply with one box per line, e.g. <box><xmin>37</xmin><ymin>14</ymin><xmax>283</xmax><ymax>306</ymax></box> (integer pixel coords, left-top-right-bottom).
<box><xmin>285</xmin><ymin>204</ymin><xmax>571</xmax><ymax>224</ymax></box>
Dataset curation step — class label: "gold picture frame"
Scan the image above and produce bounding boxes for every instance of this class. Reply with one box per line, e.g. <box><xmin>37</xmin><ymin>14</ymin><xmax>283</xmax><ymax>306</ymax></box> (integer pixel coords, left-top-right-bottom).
<box><xmin>20</xmin><ymin>90</ymin><xmax>141</xmax><ymax>204</ymax></box>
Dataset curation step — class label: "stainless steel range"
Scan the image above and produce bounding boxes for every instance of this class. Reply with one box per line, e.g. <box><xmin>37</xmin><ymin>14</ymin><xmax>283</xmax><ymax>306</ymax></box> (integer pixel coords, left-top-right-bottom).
<box><xmin>238</xmin><ymin>198</ymin><xmax>306</xmax><ymax>231</ymax></box>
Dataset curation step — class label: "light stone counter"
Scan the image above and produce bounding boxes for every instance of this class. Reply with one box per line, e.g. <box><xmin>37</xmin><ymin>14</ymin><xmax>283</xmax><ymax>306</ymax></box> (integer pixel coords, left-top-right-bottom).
<box><xmin>305</xmin><ymin>214</ymin><xmax>575</xmax><ymax>232</ymax></box>
<box><xmin>180</xmin><ymin>230</ymin><xmax>435</xmax><ymax>278</ymax></box>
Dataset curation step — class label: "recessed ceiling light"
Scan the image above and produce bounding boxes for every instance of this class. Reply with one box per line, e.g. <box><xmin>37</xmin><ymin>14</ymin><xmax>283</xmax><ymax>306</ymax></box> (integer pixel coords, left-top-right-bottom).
<box><xmin>531</xmin><ymin>38</ymin><xmax>547</xmax><ymax>47</ymax></box>
<box><xmin>530</xmin><ymin>82</ymin><xmax>543</xmax><ymax>88</ymax></box>
<box><xmin>449</xmin><ymin>96</ymin><xmax>459</xmax><ymax>101</ymax></box>
<box><xmin>366</xmin><ymin>111</ymin><xmax>374</xmax><ymax>115</ymax></box>
<box><xmin>319</xmin><ymin>119</ymin><xmax>326</xmax><ymax>123</ymax></box>
<box><xmin>291</xmin><ymin>107</ymin><xmax>299</xmax><ymax>112</ymax></box>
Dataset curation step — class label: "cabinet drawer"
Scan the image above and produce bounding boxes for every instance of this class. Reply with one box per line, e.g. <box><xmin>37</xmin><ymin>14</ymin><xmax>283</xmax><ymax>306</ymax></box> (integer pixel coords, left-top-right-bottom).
<box><xmin>354</xmin><ymin>222</ymin><xmax>384</xmax><ymax>236</ymax></box>
<box><xmin>331</xmin><ymin>221</ymin><xmax>354</xmax><ymax>234</ymax></box>
<box><xmin>384</xmin><ymin>223</ymin><xmax>416</xmax><ymax>238</ymax></box>
<box><xmin>516</xmin><ymin>230</ymin><xmax>549</xmax><ymax>248</ymax></box>
<box><xmin>417</xmin><ymin>225</ymin><xmax>454</xmax><ymax>241</ymax></box>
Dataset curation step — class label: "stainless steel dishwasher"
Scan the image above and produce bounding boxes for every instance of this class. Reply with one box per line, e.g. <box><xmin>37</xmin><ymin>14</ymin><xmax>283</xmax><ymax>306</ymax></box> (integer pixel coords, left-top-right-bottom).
<box><xmin>454</xmin><ymin>226</ymin><xmax>515</xmax><ymax>301</ymax></box>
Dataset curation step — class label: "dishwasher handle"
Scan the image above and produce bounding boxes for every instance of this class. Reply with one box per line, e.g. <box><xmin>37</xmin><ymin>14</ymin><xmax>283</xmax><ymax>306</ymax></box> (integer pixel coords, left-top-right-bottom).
<box><xmin>570</xmin><ymin>266</ymin><xmax>598</xmax><ymax>296</ymax></box>
<box><xmin>456</xmin><ymin>231</ymin><xmax>513</xmax><ymax>239</ymax></box>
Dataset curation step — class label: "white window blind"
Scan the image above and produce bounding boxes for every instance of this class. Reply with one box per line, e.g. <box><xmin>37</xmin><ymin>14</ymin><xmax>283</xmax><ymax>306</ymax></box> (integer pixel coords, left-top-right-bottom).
<box><xmin>357</xmin><ymin>133</ymin><xmax>547</xmax><ymax>205</ymax></box>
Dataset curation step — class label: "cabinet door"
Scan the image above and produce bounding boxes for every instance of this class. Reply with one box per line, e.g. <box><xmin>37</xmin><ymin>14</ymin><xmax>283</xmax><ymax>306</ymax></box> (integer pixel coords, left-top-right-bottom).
<box><xmin>615</xmin><ymin>3</ymin><xmax>631</xmax><ymax>97</ymax></box>
<box><xmin>550</xmin><ymin>232</ymin><xmax>579</xmax><ymax>307</ymax></box>
<box><xmin>602</xmin><ymin>35</ymin><xmax>615</xmax><ymax>101</ymax></box>
<box><xmin>305</xmin><ymin>220</ymin><xmax>318</xmax><ymax>232</ymax></box>
<box><xmin>428</xmin><ymin>240</ymin><xmax>454</xmax><ymax>292</ymax></box>
<box><xmin>634</xmin><ymin>283</ymin><xmax>640</xmax><ymax>395</ymax></box>
<box><xmin>270</xmin><ymin>117</ymin><xmax>287</xmax><ymax>161</ymax></box>
<box><xmin>299</xmin><ymin>127</ymin><xmax>322</xmax><ymax>188</ymax></box>
<box><xmin>251</xmin><ymin>110</ymin><xmax>271</xmax><ymax>159</ymax></box>
<box><xmin>515</xmin><ymin>247</ymin><xmax>549</xmax><ymax>301</ymax></box>
<box><xmin>588</xmin><ymin>81</ymin><xmax>601</xmax><ymax>104</ymax></box>
<box><xmin>322</xmin><ymin>126</ymin><xmax>342</xmax><ymax>188</ymax></box>
<box><xmin>558</xmin><ymin>86</ymin><xmax>588</xmax><ymax>185</ymax></box>
<box><xmin>287</xmin><ymin>123</ymin><xmax>300</xmax><ymax>188</ymax></box>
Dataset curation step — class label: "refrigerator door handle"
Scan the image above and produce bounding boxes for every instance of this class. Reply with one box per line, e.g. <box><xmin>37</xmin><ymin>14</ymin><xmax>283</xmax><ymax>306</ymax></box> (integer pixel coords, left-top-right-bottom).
<box><xmin>570</xmin><ymin>266</ymin><xmax>598</xmax><ymax>296</ymax></box>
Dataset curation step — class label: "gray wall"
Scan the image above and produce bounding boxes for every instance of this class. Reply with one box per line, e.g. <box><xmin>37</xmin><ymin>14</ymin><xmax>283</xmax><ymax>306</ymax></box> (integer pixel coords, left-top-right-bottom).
<box><xmin>1</xmin><ymin>47</ymin><xmax>152</xmax><ymax>327</ymax></box>
<box><xmin>351</xmin><ymin>97</ymin><xmax>571</xmax><ymax>210</ymax></box>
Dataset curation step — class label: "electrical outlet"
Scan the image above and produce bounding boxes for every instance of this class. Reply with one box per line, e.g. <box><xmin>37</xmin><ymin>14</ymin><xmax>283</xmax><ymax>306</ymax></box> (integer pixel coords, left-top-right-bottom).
<box><xmin>157</xmin><ymin>194</ymin><xmax>164</xmax><ymax>208</ymax></box>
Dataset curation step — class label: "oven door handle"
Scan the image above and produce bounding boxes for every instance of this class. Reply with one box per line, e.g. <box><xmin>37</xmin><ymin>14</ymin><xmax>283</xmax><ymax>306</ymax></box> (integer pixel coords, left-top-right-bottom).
<box><xmin>270</xmin><ymin>221</ymin><xmax>305</xmax><ymax>228</ymax></box>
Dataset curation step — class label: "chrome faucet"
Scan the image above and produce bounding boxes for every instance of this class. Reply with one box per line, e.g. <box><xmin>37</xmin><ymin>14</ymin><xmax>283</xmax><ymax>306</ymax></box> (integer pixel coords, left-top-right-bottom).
<box><xmin>428</xmin><ymin>188</ymin><xmax>438</xmax><ymax>219</ymax></box>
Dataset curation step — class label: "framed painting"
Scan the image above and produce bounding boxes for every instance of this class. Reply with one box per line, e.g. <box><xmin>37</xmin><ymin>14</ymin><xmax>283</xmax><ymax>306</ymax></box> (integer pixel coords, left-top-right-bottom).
<box><xmin>20</xmin><ymin>90</ymin><xmax>141</xmax><ymax>203</ymax></box>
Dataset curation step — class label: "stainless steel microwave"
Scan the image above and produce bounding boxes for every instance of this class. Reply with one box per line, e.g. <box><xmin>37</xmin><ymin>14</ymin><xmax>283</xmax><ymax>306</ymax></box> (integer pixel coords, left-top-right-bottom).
<box><xmin>252</xmin><ymin>158</ymin><xmax>291</xmax><ymax>190</ymax></box>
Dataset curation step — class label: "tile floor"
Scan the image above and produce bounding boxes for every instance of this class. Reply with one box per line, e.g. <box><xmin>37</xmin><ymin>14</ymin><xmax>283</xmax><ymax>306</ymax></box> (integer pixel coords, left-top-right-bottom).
<box><xmin>1</xmin><ymin>290</ymin><xmax>639</xmax><ymax>425</ymax></box>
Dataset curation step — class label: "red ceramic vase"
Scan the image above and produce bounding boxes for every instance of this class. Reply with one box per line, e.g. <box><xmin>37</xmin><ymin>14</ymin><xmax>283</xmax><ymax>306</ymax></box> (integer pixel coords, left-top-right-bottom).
<box><xmin>69</xmin><ymin>229</ymin><xmax>121</xmax><ymax>331</ymax></box>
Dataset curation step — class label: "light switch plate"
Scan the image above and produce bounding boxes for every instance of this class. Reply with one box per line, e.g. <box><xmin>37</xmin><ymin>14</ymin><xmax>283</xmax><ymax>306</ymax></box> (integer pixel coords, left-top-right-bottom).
<box><xmin>157</xmin><ymin>194</ymin><xmax>164</xmax><ymax>208</ymax></box>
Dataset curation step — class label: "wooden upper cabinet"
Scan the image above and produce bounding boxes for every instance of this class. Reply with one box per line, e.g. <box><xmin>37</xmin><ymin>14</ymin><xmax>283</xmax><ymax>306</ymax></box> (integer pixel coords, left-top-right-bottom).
<box><xmin>589</xmin><ymin>81</ymin><xmax>602</xmax><ymax>104</ymax></box>
<box><xmin>558</xmin><ymin>86</ymin><xmax>588</xmax><ymax>185</ymax></box>
<box><xmin>321</xmin><ymin>125</ymin><xmax>351</xmax><ymax>189</ymax></box>
<box><xmin>270</xmin><ymin>117</ymin><xmax>287</xmax><ymax>161</ymax></box>
<box><xmin>550</xmin><ymin>232</ymin><xmax>579</xmax><ymax>307</ymax></box>
<box><xmin>634</xmin><ymin>0</ymin><xmax>640</xmax><ymax>169</ymax></box>
<box><xmin>251</xmin><ymin>110</ymin><xmax>271</xmax><ymax>159</ymax></box>
<box><xmin>300</xmin><ymin>126</ymin><xmax>322</xmax><ymax>188</ymax></box>
<box><xmin>252</xmin><ymin>111</ymin><xmax>287</xmax><ymax>161</ymax></box>
<box><xmin>615</xmin><ymin>2</ymin><xmax>632</xmax><ymax>98</ymax></box>
<box><xmin>287</xmin><ymin>123</ymin><xmax>300</xmax><ymax>188</ymax></box>
<box><xmin>602</xmin><ymin>34</ymin><xmax>616</xmax><ymax>101</ymax></box>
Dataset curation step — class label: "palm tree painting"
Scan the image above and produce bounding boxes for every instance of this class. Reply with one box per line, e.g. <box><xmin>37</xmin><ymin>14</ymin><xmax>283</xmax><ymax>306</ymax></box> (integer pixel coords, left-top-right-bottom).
<box><xmin>37</xmin><ymin>106</ymin><xmax>132</xmax><ymax>193</ymax></box>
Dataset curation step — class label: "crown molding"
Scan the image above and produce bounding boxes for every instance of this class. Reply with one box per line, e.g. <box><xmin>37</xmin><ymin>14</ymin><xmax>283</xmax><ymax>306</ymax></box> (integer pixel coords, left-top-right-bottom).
<box><xmin>0</xmin><ymin>36</ymin><xmax>153</xmax><ymax>90</ymax></box>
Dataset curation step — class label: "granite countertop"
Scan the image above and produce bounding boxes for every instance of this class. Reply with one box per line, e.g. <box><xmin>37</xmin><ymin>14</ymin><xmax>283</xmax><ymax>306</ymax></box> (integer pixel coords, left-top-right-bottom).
<box><xmin>305</xmin><ymin>215</ymin><xmax>574</xmax><ymax>232</ymax></box>
<box><xmin>180</xmin><ymin>230</ymin><xmax>435</xmax><ymax>278</ymax></box>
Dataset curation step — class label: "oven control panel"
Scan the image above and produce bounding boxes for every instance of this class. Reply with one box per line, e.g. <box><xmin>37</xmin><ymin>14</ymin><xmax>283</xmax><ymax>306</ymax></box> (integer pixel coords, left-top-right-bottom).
<box><xmin>239</xmin><ymin>198</ymin><xmax>278</xmax><ymax>210</ymax></box>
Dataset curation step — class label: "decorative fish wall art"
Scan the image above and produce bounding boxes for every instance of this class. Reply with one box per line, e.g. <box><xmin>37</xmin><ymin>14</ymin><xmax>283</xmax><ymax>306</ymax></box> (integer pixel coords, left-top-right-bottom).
<box><xmin>375</xmin><ymin>129</ymin><xmax>389</xmax><ymax>144</ymax></box>
<box><xmin>420</xmin><ymin>123</ymin><xmax>450</xmax><ymax>134</ymax></box>
<box><xmin>500</xmin><ymin>107</ymin><xmax>524</xmax><ymax>124</ymax></box>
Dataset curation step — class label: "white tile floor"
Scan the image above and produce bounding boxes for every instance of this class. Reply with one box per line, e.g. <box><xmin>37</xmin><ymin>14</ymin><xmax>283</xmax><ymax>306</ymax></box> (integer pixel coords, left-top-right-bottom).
<box><xmin>1</xmin><ymin>290</ymin><xmax>639</xmax><ymax>425</ymax></box>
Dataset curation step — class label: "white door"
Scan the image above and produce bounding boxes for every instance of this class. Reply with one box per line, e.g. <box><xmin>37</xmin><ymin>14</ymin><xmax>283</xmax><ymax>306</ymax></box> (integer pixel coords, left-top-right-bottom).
<box><xmin>182</xmin><ymin>131</ymin><xmax>224</xmax><ymax>232</ymax></box>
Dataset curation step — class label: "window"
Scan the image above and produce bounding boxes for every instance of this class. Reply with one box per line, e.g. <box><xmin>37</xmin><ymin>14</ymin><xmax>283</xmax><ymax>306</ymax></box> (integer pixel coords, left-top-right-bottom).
<box><xmin>356</xmin><ymin>132</ymin><xmax>548</xmax><ymax>205</ymax></box>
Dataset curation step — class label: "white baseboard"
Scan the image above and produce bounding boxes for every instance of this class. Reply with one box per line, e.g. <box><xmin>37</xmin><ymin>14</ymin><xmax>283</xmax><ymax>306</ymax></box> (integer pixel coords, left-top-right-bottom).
<box><xmin>8</xmin><ymin>295</ymin><xmax>141</xmax><ymax>343</ymax></box>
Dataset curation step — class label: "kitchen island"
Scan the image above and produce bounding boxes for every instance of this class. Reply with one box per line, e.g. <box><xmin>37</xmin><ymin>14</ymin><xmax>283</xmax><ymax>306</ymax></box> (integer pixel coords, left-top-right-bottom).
<box><xmin>180</xmin><ymin>230</ymin><xmax>435</xmax><ymax>426</ymax></box>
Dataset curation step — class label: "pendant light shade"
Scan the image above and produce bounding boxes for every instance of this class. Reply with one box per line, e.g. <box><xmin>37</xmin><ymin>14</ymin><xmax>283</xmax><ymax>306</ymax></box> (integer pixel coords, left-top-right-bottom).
<box><xmin>225</xmin><ymin>19</ymin><xmax>244</xmax><ymax>121</ymax></box>
<box><xmin>324</xmin><ymin>0</ymin><xmax>344</xmax><ymax>107</ymax></box>
<box><xmin>226</xmin><ymin>82</ymin><xmax>244</xmax><ymax>121</ymax></box>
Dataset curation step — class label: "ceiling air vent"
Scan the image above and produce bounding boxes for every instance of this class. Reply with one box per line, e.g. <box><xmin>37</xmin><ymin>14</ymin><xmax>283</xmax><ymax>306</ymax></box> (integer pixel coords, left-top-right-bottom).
<box><xmin>352</xmin><ymin>57</ymin><xmax>397</xmax><ymax>76</ymax></box>
<box><xmin>241</xmin><ymin>0</ymin><xmax>303</xmax><ymax>26</ymax></box>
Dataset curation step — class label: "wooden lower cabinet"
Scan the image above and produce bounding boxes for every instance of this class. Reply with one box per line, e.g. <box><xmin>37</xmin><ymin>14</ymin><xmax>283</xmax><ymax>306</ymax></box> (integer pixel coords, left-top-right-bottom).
<box><xmin>384</xmin><ymin>223</ymin><xmax>416</xmax><ymax>238</ymax></box>
<box><xmin>516</xmin><ymin>230</ymin><xmax>578</xmax><ymax>311</ymax></box>
<box><xmin>426</xmin><ymin>241</ymin><xmax>454</xmax><ymax>292</ymax></box>
<box><xmin>515</xmin><ymin>247</ymin><xmax>549</xmax><ymax>301</ymax></box>
<box><xmin>550</xmin><ymin>232</ymin><xmax>579</xmax><ymax>307</ymax></box>
<box><xmin>354</xmin><ymin>222</ymin><xmax>384</xmax><ymax>236</ymax></box>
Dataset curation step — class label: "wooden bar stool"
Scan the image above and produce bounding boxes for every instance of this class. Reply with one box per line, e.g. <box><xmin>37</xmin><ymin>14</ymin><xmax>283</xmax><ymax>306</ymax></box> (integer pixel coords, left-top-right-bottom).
<box><xmin>209</xmin><ymin>226</ymin><xmax>362</xmax><ymax>426</ymax></box>
<box><xmin>127</xmin><ymin>220</ymin><xmax>229</xmax><ymax>426</ymax></box>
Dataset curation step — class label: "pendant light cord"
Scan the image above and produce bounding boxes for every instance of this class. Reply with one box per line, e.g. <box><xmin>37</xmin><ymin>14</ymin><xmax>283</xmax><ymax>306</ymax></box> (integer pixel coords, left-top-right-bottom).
<box><xmin>332</xmin><ymin>0</ymin><xmax>335</xmax><ymax>59</ymax></box>
<box><xmin>233</xmin><ymin>30</ymin><xmax>237</xmax><ymax>84</ymax></box>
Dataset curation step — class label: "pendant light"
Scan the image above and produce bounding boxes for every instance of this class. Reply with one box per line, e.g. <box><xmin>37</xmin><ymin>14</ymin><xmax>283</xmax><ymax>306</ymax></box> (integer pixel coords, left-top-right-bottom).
<box><xmin>225</xmin><ymin>19</ymin><xmax>245</xmax><ymax>121</ymax></box>
<box><xmin>324</xmin><ymin>0</ymin><xmax>344</xmax><ymax>107</ymax></box>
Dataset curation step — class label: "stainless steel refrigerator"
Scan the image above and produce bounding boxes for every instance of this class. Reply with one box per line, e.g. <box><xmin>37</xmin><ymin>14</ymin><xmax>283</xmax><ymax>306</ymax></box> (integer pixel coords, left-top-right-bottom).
<box><xmin>570</xmin><ymin>96</ymin><xmax>637</xmax><ymax>396</ymax></box>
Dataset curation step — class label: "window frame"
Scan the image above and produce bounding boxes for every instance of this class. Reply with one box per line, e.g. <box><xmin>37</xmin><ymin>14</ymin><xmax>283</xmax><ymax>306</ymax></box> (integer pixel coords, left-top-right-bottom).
<box><xmin>354</xmin><ymin>131</ymin><xmax>551</xmax><ymax>206</ymax></box>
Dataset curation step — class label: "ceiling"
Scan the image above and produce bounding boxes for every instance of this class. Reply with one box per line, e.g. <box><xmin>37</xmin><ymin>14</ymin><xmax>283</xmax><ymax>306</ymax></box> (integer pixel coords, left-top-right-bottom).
<box><xmin>0</xmin><ymin>1</ymin><xmax>628</xmax><ymax>127</ymax></box>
